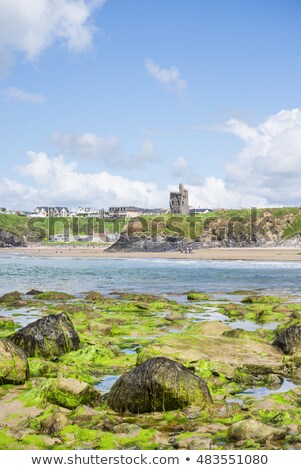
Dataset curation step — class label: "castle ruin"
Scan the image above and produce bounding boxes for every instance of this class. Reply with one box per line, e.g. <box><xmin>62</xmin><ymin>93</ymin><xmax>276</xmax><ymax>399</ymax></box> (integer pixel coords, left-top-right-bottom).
<box><xmin>169</xmin><ymin>183</ymin><xmax>189</xmax><ymax>215</ymax></box>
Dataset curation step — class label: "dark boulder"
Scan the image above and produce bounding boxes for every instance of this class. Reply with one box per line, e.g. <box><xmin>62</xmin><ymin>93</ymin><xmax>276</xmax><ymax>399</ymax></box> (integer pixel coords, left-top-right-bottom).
<box><xmin>108</xmin><ymin>356</ymin><xmax>212</xmax><ymax>413</ymax></box>
<box><xmin>9</xmin><ymin>312</ymin><xmax>80</xmax><ymax>358</ymax></box>
<box><xmin>106</xmin><ymin>235</ymin><xmax>186</xmax><ymax>253</ymax></box>
<box><xmin>273</xmin><ymin>325</ymin><xmax>301</xmax><ymax>354</ymax></box>
<box><xmin>26</xmin><ymin>289</ymin><xmax>43</xmax><ymax>296</ymax></box>
<box><xmin>0</xmin><ymin>338</ymin><xmax>29</xmax><ymax>384</ymax></box>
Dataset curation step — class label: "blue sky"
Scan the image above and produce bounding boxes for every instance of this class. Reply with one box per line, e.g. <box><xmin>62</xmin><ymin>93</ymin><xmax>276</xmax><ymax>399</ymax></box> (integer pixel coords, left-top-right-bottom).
<box><xmin>1</xmin><ymin>0</ymin><xmax>301</xmax><ymax>210</ymax></box>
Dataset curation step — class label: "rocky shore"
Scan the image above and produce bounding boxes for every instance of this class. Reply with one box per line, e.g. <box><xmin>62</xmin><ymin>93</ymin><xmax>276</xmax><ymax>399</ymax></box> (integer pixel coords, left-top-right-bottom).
<box><xmin>106</xmin><ymin>233</ymin><xmax>301</xmax><ymax>253</ymax></box>
<box><xmin>0</xmin><ymin>288</ymin><xmax>301</xmax><ymax>450</ymax></box>
<box><xmin>0</xmin><ymin>228</ymin><xmax>25</xmax><ymax>248</ymax></box>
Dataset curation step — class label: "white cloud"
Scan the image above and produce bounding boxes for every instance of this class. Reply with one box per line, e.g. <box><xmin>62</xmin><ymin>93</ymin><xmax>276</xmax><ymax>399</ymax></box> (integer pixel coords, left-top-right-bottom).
<box><xmin>0</xmin><ymin>0</ymin><xmax>106</xmax><ymax>72</ymax></box>
<box><xmin>145</xmin><ymin>58</ymin><xmax>187</xmax><ymax>94</ymax></box>
<box><xmin>53</xmin><ymin>132</ymin><xmax>158</xmax><ymax>169</ymax></box>
<box><xmin>225</xmin><ymin>108</ymin><xmax>301</xmax><ymax>204</ymax></box>
<box><xmin>9</xmin><ymin>151</ymin><xmax>165</xmax><ymax>209</ymax></box>
<box><xmin>185</xmin><ymin>178</ymin><xmax>267</xmax><ymax>209</ymax></box>
<box><xmin>4</xmin><ymin>108</ymin><xmax>301</xmax><ymax>211</ymax></box>
<box><xmin>1</xmin><ymin>87</ymin><xmax>45</xmax><ymax>104</ymax></box>
<box><xmin>0</xmin><ymin>177</ymin><xmax>37</xmax><ymax>208</ymax></box>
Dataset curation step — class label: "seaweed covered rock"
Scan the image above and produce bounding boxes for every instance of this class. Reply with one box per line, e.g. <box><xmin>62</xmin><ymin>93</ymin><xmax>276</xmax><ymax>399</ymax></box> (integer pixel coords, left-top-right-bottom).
<box><xmin>44</xmin><ymin>377</ymin><xmax>102</xmax><ymax>409</ymax></box>
<box><xmin>9</xmin><ymin>312</ymin><xmax>80</xmax><ymax>358</ymax></box>
<box><xmin>0</xmin><ymin>338</ymin><xmax>29</xmax><ymax>384</ymax></box>
<box><xmin>34</xmin><ymin>291</ymin><xmax>74</xmax><ymax>301</ymax></box>
<box><xmin>85</xmin><ymin>291</ymin><xmax>104</xmax><ymax>302</ymax></box>
<box><xmin>187</xmin><ymin>291</ymin><xmax>212</xmax><ymax>301</ymax></box>
<box><xmin>27</xmin><ymin>377</ymin><xmax>102</xmax><ymax>409</ymax></box>
<box><xmin>108</xmin><ymin>357</ymin><xmax>212</xmax><ymax>413</ymax></box>
<box><xmin>0</xmin><ymin>291</ymin><xmax>22</xmax><ymax>303</ymax></box>
<box><xmin>273</xmin><ymin>325</ymin><xmax>301</xmax><ymax>354</ymax></box>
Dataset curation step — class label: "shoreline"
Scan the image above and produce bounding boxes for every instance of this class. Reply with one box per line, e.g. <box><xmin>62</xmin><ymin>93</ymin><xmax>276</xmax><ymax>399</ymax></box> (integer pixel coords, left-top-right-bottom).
<box><xmin>1</xmin><ymin>245</ymin><xmax>301</xmax><ymax>261</ymax></box>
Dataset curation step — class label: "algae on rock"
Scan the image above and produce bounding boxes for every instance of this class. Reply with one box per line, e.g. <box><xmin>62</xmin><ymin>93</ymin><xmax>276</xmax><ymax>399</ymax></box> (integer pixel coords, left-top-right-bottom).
<box><xmin>108</xmin><ymin>357</ymin><xmax>212</xmax><ymax>413</ymax></box>
<box><xmin>0</xmin><ymin>338</ymin><xmax>29</xmax><ymax>384</ymax></box>
<box><xmin>9</xmin><ymin>312</ymin><xmax>80</xmax><ymax>359</ymax></box>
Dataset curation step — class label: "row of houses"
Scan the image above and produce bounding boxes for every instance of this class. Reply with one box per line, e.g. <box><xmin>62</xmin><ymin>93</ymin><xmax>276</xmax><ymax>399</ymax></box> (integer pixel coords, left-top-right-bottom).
<box><xmin>1</xmin><ymin>206</ymin><xmax>214</xmax><ymax>218</ymax></box>
<box><xmin>29</xmin><ymin>206</ymin><xmax>169</xmax><ymax>218</ymax></box>
<box><xmin>30</xmin><ymin>207</ymin><xmax>106</xmax><ymax>218</ymax></box>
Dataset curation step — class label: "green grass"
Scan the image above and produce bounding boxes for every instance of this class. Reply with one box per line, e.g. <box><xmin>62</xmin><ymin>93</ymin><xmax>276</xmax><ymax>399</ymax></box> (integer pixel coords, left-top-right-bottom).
<box><xmin>1</xmin><ymin>207</ymin><xmax>301</xmax><ymax>242</ymax></box>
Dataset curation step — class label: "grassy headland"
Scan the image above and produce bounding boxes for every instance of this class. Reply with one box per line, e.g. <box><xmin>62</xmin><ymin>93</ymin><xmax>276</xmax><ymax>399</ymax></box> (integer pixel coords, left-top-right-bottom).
<box><xmin>1</xmin><ymin>207</ymin><xmax>301</xmax><ymax>247</ymax></box>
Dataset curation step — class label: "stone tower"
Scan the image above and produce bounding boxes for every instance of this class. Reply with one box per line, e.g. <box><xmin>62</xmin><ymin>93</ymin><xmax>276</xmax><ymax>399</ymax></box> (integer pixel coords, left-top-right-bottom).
<box><xmin>169</xmin><ymin>183</ymin><xmax>189</xmax><ymax>215</ymax></box>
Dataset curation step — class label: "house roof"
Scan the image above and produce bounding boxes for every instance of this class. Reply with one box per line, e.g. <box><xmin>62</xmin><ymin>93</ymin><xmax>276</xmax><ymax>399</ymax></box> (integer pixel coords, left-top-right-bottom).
<box><xmin>35</xmin><ymin>206</ymin><xmax>70</xmax><ymax>212</ymax></box>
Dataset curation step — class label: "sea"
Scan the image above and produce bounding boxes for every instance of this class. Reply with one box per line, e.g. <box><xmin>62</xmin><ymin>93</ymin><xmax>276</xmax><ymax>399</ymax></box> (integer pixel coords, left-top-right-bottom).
<box><xmin>1</xmin><ymin>254</ymin><xmax>301</xmax><ymax>297</ymax></box>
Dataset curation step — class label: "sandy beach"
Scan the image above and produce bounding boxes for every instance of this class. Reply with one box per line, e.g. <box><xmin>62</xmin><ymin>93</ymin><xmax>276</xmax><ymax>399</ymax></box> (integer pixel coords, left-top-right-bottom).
<box><xmin>1</xmin><ymin>245</ymin><xmax>301</xmax><ymax>261</ymax></box>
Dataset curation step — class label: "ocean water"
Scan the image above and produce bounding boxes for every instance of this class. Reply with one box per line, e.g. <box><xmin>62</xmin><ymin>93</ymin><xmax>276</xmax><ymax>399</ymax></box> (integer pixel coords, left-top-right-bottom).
<box><xmin>1</xmin><ymin>254</ymin><xmax>301</xmax><ymax>297</ymax></box>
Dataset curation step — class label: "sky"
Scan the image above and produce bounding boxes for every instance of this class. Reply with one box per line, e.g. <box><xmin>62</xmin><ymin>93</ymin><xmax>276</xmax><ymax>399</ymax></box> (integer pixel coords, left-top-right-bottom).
<box><xmin>1</xmin><ymin>0</ymin><xmax>301</xmax><ymax>210</ymax></box>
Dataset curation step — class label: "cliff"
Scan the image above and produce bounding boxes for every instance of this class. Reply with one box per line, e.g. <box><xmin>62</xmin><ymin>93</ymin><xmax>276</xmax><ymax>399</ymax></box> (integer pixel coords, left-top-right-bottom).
<box><xmin>0</xmin><ymin>228</ymin><xmax>26</xmax><ymax>247</ymax></box>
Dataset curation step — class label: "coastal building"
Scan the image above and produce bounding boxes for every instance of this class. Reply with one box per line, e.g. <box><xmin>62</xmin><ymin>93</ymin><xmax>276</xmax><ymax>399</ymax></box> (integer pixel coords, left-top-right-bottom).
<box><xmin>169</xmin><ymin>183</ymin><xmax>189</xmax><ymax>215</ymax></box>
<box><xmin>189</xmin><ymin>208</ymin><xmax>214</xmax><ymax>214</ymax></box>
<box><xmin>108</xmin><ymin>206</ymin><xmax>142</xmax><ymax>218</ymax></box>
<box><xmin>140</xmin><ymin>208</ymin><xmax>167</xmax><ymax>216</ymax></box>
<box><xmin>33</xmin><ymin>207</ymin><xmax>70</xmax><ymax>217</ymax></box>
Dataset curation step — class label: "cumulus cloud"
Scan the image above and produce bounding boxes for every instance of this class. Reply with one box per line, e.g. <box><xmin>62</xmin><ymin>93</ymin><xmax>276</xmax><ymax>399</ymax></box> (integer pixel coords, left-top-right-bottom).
<box><xmin>0</xmin><ymin>177</ymin><xmax>37</xmax><ymax>208</ymax></box>
<box><xmin>53</xmin><ymin>132</ymin><xmax>158</xmax><ymax>169</ymax></box>
<box><xmin>185</xmin><ymin>178</ymin><xmax>267</xmax><ymax>209</ymax></box>
<box><xmin>0</xmin><ymin>0</ymin><xmax>106</xmax><ymax>72</ymax></box>
<box><xmin>4</xmin><ymin>108</ymin><xmax>301</xmax><ymax>211</ymax></box>
<box><xmin>10</xmin><ymin>151</ymin><xmax>165</xmax><ymax>209</ymax></box>
<box><xmin>145</xmin><ymin>58</ymin><xmax>187</xmax><ymax>94</ymax></box>
<box><xmin>225</xmin><ymin>108</ymin><xmax>301</xmax><ymax>204</ymax></box>
<box><xmin>1</xmin><ymin>87</ymin><xmax>45</xmax><ymax>103</ymax></box>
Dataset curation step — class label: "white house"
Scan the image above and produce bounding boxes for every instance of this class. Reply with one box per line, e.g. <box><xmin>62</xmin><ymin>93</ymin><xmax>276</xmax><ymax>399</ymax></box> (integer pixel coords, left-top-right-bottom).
<box><xmin>33</xmin><ymin>207</ymin><xmax>70</xmax><ymax>217</ymax></box>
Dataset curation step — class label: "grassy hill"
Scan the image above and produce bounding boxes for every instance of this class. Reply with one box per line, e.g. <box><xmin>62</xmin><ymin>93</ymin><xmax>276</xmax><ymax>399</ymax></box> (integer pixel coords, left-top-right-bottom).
<box><xmin>0</xmin><ymin>207</ymin><xmax>301</xmax><ymax>245</ymax></box>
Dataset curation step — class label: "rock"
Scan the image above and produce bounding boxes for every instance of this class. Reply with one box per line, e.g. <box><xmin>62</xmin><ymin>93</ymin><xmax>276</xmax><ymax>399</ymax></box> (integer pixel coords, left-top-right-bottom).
<box><xmin>273</xmin><ymin>325</ymin><xmax>301</xmax><ymax>354</ymax></box>
<box><xmin>9</xmin><ymin>312</ymin><xmax>80</xmax><ymax>358</ymax></box>
<box><xmin>26</xmin><ymin>289</ymin><xmax>43</xmax><ymax>296</ymax></box>
<box><xmin>241</xmin><ymin>295</ymin><xmax>282</xmax><ymax>304</ymax></box>
<box><xmin>34</xmin><ymin>291</ymin><xmax>74</xmax><ymax>301</ymax></box>
<box><xmin>72</xmin><ymin>405</ymin><xmax>101</xmax><ymax>426</ymax></box>
<box><xmin>0</xmin><ymin>338</ymin><xmax>29</xmax><ymax>384</ymax></box>
<box><xmin>165</xmin><ymin>312</ymin><xmax>184</xmax><ymax>321</ymax></box>
<box><xmin>188</xmin><ymin>438</ymin><xmax>213</xmax><ymax>450</ymax></box>
<box><xmin>113</xmin><ymin>423</ymin><xmax>143</xmax><ymax>435</ymax></box>
<box><xmin>187</xmin><ymin>291</ymin><xmax>211</xmax><ymax>301</ymax></box>
<box><xmin>85</xmin><ymin>291</ymin><xmax>104</xmax><ymax>301</ymax></box>
<box><xmin>229</xmin><ymin>419</ymin><xmax>286</xmax><ymax>442</ymax></box>
<box><xmin>40</xmin><ymin>410</ymin><xmax>69</xmax><ymax>435</ymax></box>
<box><xmin>106</xmin><ymin>234</ymin><xmax>186</xmax><ymax>253</ymax></box>
<box><xmin>0</xmin><ymin>291</ymin><xmax>22</xmax><ymax>302</ymax></box>
<box><xmin>44</xmin><ymin>377</ymin><xmax>102</xmax><ymax>409</ymax></box>
<box><xmin>108</xmin><ymin>357</ymin><xmax>212</xmax><ymax>413</ymax></box>
<box><xmin>175</xmin><ymin>436</ymin><xmax>213</xmax><ymax>450</ymax></box>
<box><xmin>0</xmin><ymin>228</ymin><xmax>25</xmax><ymax>247</ymax></box>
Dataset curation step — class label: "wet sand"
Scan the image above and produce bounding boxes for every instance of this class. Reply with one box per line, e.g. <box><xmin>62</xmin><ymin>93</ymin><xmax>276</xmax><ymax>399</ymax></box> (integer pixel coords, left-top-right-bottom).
<box><xmin>1</xmin><ymin>245</ymin><xmax>301</xmax><ymax>261</ymax></box>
